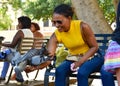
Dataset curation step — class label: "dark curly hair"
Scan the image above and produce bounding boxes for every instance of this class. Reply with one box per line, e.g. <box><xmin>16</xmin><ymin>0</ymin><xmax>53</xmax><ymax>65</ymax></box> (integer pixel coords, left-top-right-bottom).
<box><xmin>31</xmin><ymin>22</ymin><xmax>40</xmax><ymax>30</ymax></box>
<box><xmin>53</xmin><ymin>4</ymin><xmax>74</xmax><ymax>18</ymax></box>
<box><xmin>18</xmin><ymin>16</ymin><xmax>31</xmax><ymax>29</ymax></box>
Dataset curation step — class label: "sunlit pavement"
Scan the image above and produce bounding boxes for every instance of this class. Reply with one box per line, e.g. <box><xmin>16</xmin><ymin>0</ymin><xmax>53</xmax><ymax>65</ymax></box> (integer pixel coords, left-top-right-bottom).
<box><xmin>0</xmin><ymin>62</ymin><xmax>118</xmax><ymax>86</ymax></box>
<box><xmin>0</xmin><ymin>62</ymin><xmax>45</xmax><ymax>86</ymax></box>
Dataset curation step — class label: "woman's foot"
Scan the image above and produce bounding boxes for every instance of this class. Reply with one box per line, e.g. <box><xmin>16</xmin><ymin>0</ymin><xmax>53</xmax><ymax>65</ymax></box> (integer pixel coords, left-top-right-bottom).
<box><xmin>10</xmin><ymin>73</ymin><xmax>16</xmax><ymax>80</ymax></box>
<box><xmin>0</xmin><ymin>77</ymin><xmax>5</xmax><ymax>81</ymax></box>
<box><xmin>16</xmin><ymin>78</ymin><xmax>24</xmax><ymax>82</ymax></box>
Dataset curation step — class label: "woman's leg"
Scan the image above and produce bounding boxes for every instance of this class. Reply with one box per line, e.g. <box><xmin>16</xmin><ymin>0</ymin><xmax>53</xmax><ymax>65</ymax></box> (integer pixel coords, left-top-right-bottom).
<box><xmin>100</xmin><ymin>66</ymin><xmax>115</xmax><ymax>86</ymax></box>
<box><xmin>77</xmin><ymin>56</ymin><xmax>104</xmax><ymax>86</ymax></box>
<box><xmin>14</xmin><ymin>61</ymin><xmax>27</xmax><ymax>82</ymax></box>
<box><xmin>0</xmin><ymin>62</ymin><xmax>10</xmax><ymax>79</ymax></box>
<box><xmin>55</xmin><ymin>60</ymin><xmax>72</xmax><ymax>86</ymax></box>
<box><xmin>116</xmin><ymin>68</ymin><xmax>120</xmax><ymax>86</ymax></box>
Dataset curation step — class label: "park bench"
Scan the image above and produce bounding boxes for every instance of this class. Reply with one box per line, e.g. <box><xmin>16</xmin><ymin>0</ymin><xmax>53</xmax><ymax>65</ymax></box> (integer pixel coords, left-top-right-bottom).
<box><xmin>3</xmin><ymin>37</ymin><xmax>49</xmax><ymax>84</ymax></box>
<box><xmin>44</xmin><ymin>33</ymin><xmax>116</xmax><ymax>86</ymax></box>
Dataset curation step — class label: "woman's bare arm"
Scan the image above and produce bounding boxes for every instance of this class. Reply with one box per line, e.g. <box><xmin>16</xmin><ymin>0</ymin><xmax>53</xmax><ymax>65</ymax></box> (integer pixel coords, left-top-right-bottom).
<box><xmin>2</xmin><ymin>30</ymin><xmax>24</xmax><ymax>48</ymax></box>
<box><xmin>74</xmin><ymin>22</ymin><xmax>98</xmax><ymax>68</ymax></box>
<box><xmin>47</xmin><ymin>33</ymin><xmax>58</xmax><ymax>58</ymax></box>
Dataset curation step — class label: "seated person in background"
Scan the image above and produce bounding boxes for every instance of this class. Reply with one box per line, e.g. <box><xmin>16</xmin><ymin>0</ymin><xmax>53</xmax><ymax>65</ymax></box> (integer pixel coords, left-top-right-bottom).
<box><xmin>12</xmin><ymin>22</ymin><xmax>50</xmax><ymax>84</ymax></box>
<box><xmin>31</xmin><ymin>22</ymin><xmax>44</xmax><ymax>49</ymax></box>
<box><xmin>24</xmin><ymin>22</ymin><xmax>44</xmax><ymax>72</ymax></box>
<box><xmin>13</xmin><ymin>42</ymin><xmax>50</xmax><ymax>84</ymax></box>
<box><xmin>31</xmin><ymin>22</ymin><xmax>43</xmax><ymax>39</ymax></box>
<box><xmin>0</xmin><ymin>16</ymin><xmax>33</xmax><ymax>82</ymax></box>
<box><xmin>11</xmin><ymin>22</ymin><xmax>44</xmax><ymax>80</ymax></box>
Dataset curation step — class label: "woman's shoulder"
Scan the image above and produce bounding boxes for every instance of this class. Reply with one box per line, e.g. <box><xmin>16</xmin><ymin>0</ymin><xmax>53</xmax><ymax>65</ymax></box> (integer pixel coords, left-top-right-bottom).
<box><xmin>34</xmin><ymin>31</ymin><xmax>43</xmax><ymax>38</ymax></box>
<box><xmin>72</xmin><ymin>20</ymin><xmax>81</xmax><ymax>23</ymax></box>
<box><xmin>81</xmin><ymin>22</ymin><xmax>90</xmax><ymax>30</ymax></box>
<box><xmin>15</xmin><ymin>30</ymin><xmax>23</xmax><ymax>36</ymax></box>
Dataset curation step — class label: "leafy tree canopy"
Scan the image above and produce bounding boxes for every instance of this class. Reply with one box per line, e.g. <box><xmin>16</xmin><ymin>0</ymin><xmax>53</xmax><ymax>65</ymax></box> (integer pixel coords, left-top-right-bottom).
<box><xmin>22</xmin><ymin>0</ymin><xmax>115</xmax><ymax>24</ymax></box>
<box><xmin>0</xmin><ymin>0</ymin><xmax>116</xmax><ymax>30</ymax></box>
<box><xmin>0</xmin><ymin>1</ymin><xmax>12</xmax><ymax>30</ymax></box>
<box><xmin>22</xmin><ymin>0</ymin><xmax>71</xmax><ymax>20</ymax></box>
<box><xmin>98</xmin><ymin>0</ymin><xmax>115</xmax><ymax>24</ymax></box>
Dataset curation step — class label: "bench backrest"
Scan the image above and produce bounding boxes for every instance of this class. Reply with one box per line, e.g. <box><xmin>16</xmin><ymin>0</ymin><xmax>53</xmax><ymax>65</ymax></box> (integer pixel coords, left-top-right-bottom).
<box><xmin>95</xmin><ymin>34</ymin><xmax>112</xmax><ymax>56</ymax></box>
<box><xmin>18</xmin><ymin>37</ymin><xmax>49</xmax><ymax>55</ymax></box>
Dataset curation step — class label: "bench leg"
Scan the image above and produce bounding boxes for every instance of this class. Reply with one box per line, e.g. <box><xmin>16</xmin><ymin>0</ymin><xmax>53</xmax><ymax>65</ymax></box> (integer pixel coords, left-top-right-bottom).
<box><xmin>66</xmin><ymin>77</ymin><xmax>69</xmax><ymax>86</ymax></box>
<box><xmin>5</xmin><ymin>66</ymin><xmax>13</xmax><ymax>84</ymax></box>
<box><xmin>44</xmin><ymin>69</ymin><xmax>51</xmax><ymax>86</ymax></box>
<box><xmin>88</xmin><ymin>79</ymin><xmax>94</xmax><ymax>85</ymax></box>
<box><xmin>44</xmin><ymin>75</ymin><xmax>49</xmax><ymax>86</ymax></box>
<box><xmin>25</xmin><ymin>72</ymin><xmax>29</xmax><ymax>78</ymax></box>
<box><xmin>34</xmin><ymin>69</ymin><xmax>39</xmax><ymax>80</ymax></box>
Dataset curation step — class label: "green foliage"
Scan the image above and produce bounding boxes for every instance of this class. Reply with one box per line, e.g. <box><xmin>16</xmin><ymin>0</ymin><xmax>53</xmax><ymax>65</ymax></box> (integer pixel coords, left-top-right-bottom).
<box><xmin>0</xmin><ymin>0</ymin><xmax>23</xmax><ymax>30</ymax></box>
<box><xmin>8</xmin><ymin>0</ymin><xmax>22</xmax><ymax>11</ymax></box>
<box><xmin>0</xmin><ymin>0</ymin><xmax>116</xmax><ymax>30</ymax></box>
<box><xmin>98</xmin><ymin>0</ymin><xmax>116</xmax><ymax>24</ymax></box>
<box><xmin>0</xmin><ymin>16</ymin><xmax>12</xmax><ymax>30</ymax></box>
<box><xmin>0</xmin><ymin>2</ymin><xmax>12</xmax><ymax>30</ymax></box>
<box><xmin>22</xmin><ymin>0</ymin><xmax>71</xmax><ymax>20</ymax></box>
<box><xmin>23</xmin><ymin>0</ymin><xmax>115</xmax><ymax>24</ymax></box>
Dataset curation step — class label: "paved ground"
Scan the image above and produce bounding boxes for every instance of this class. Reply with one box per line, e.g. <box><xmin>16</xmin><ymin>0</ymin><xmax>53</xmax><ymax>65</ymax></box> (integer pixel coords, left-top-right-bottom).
<box><xmin>0</xmin><ymin>62</ymin><xmax>119</xmax><ymax>86</ymax></box>
<box><xmin>0</xmin><ymin>63</ymin><xmax>46</xmax><ymax>86</ymax></box>
<box><xmin>0</xmin><ymin>63</ymin><xmax>78</xmax><ymax>86</ymax></box>
<box><xmin>0</xmin><ymin>62</ymin><xmax>104</xmax><ymax>86</ymax></box>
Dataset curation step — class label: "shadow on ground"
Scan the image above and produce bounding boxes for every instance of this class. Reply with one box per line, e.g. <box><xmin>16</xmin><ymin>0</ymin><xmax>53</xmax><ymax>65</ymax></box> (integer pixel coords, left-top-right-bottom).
<box><xmin>36</xmin><ymin>79</ymin><xmax>77</xmax><ymax>86</ymax></box>
<box><xmin>0</xmin><ymin>79</ymin><xmax>77</xmax><ymax>86</ymax></box>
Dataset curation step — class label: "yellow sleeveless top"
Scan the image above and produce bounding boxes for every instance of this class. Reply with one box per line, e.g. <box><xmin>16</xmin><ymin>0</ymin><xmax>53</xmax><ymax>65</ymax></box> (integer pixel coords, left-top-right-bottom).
<box><xmin>55</xmin><ymin>20</ymin><xmax>89</xmax><ymax>55</ymax></box>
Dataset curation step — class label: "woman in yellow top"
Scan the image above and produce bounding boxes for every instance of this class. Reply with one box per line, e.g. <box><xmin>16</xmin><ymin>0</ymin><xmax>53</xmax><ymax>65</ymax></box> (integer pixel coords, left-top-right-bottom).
<box><xmin>47</xmin><ymin>4</ymin><xmax>107</xmax><ymax>86</ymax></box>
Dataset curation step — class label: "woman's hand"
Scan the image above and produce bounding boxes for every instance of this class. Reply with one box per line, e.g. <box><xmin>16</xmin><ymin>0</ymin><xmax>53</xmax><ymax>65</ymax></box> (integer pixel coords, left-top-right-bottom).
<box><xmin>70</xmin><ymin>61</ymin><xmax>81</xmax><ymax>71</ymax></box>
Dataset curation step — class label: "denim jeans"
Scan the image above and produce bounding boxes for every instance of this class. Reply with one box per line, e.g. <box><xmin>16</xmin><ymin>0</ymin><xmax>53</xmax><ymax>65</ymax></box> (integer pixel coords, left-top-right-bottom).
<box><xmin>0</xmin><ymin>48</ymin><xmax>17</xmax><ymax>78</ymax></box>
<box><xmin>1</xmin><ymin>62</ymin><xmax>10</xmax><ymax>78</ymax></box>
<box><xmin>14</xmin><ymin>60</ymin><xmax>27</xmax><ymax>82</ymax></box>
<box><xmin>100</xmin><ymin>66</ymin><xmax>115</xmax><ymax>86</ymax></box>
<box><xmin>55</xmin><ymin>55</ymin><xmax>104</xmax><ymax>86</ymax></box>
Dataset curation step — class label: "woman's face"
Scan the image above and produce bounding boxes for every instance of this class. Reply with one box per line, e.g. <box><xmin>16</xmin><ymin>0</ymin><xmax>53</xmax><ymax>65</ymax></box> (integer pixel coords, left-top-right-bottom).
<box><xmin>31</xmin><ymin>24</ymin><xmax>36</xmax><ymax>33</ymax></box>
<box><xmin>17</xmin><ymin>21</ymin><xmax>22</xmax><ymax>29</ymax></box>
<box><xmin>52</xmin><ymin>13</ymin><xmax>71</xmax><ymax>32</ymax></box>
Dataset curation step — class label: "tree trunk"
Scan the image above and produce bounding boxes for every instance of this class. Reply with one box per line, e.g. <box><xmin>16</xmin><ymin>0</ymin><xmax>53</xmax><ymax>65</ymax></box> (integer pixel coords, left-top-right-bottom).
<box><xmin>71</xmin><ymin>0</ymin><xmax>113</xmax><ymax>34</ymax></box>
<box><xmin>113</xmin><ymin>0</ymin><xmax>119</xmax><ymax>12</ymax></box>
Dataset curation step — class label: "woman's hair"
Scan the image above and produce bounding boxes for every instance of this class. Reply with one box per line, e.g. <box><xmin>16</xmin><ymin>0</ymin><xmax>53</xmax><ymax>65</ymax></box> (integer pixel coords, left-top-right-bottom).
<box><xmin>18</xmin><ymin>16</ymin><xmax>31</xmax><ymax>29</ymax></box>
<box><xmin>53</xmin><ymin>4</ymin><xmax>74</xmax><ymax>18</ymax></box>
<box><xmin>31</xmin><ymin>22</ymin><xmax>40</xmax><ymax>30</ymax></box>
